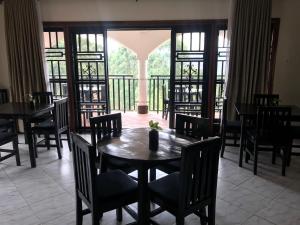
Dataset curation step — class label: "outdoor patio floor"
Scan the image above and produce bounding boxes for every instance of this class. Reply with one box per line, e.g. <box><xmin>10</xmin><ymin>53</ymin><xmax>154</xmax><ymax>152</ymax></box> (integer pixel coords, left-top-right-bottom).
<box><xmin>114</xmin><ymin>111</ymin><xmax>169</xmax><ymax>129</ymax></box>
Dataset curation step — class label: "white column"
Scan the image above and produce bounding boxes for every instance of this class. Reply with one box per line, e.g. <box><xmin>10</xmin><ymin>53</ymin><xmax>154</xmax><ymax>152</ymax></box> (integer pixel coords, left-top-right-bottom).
<box><xmin>138</xmin><ymin>58</ymin><xmax>148</xmax><ymax>106</ymax></box>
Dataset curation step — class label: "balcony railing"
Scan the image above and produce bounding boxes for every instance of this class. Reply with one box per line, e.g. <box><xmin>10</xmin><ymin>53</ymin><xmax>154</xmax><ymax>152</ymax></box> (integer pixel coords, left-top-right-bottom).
<box><xmin>109</xmin><ymin>75</ymin><xmax>138</xmax><ymax>112</ymax></box>
<box><xmin>49</xmin><ymin>75</ymin><xmax>224</xmax><ymax>118</ymax></box>
<box><xmin>148</xmin><ymin>75</ymin><xmax>170</xmax><ymax>113</ymax></box>
<box><xmin>49</xmin><ymin>78</ymin><xmax>68</xmax><ymax>98</ymax></box>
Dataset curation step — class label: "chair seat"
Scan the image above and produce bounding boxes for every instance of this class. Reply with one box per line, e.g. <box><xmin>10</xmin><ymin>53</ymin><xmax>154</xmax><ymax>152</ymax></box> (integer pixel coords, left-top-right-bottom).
<box><xmin>246</xmin><ymin>129</ymin><xmax>290</xmax><ymax>146</ymax></box>
<box><xmin>0</xmin><ymin>118</ymin><xmax>10</xmax><ymax>126</ymax></box>
<box><xmin>30</xmin><ymin>114</ymin><xmax>53</xmax><ymax>124</ymax></box>
<box><xmin>227</xmin><ymin>120</ymin><xmax>241</xmax><ymax>129</ymax></box>
<box><xmin>96</xmin><ymin>170</ymin><xmax>138</xmax><ymax>211</ymax></box>
<box><xmin>0</xmin><ymin>119</ymin><xmax>11</xmax><ymax>132</ymax></box>
<box><xmin>291</xmin><ymin>126</ymin><xmax>300</xmax><ymax>138</ymax></box>
<box><xmin>149</xmin><ymin>172</ymin><xmax>180</xmax><ymax>206</ymax></box>
<box><xmin>0</xmin><ymin>132</ymin><xmax>17</xmax><ymax>145</ymax></box>
<box><xmin>157</xmin><ymin>160</ymin><xmax>180</xmax><ymax>174</ymax></box>
<box><xmin>105</xmin><ymin>157</ymin><xmax>134</xmax><ymax>171</ymax></box>
<box><xmin>32</xmin><ymin>119</ymin><xmax>55</xmax><ymax>130</ymax></box>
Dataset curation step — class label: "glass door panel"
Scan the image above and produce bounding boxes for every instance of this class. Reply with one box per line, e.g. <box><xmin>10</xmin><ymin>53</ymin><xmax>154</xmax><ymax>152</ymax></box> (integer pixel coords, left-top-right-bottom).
<box><xmin>72</xmin><ymin>29</ymin><xmax>108</xmax><ymax>129</ymax></box>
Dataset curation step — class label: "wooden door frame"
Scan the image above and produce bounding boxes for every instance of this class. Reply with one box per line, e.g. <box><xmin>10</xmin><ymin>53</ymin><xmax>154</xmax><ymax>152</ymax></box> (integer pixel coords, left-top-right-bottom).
<box><xmin>43</xmin><ymin>19</ymin><xmax>279</xmax><ymax>131</ymax></box>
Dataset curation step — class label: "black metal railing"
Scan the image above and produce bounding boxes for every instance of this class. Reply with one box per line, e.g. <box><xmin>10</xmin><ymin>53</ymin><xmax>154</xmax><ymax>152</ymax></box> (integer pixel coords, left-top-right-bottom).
<box><xmin>148</xmin><ymin>75</ymin><xmax>170</xmax><ymax>113</ymax></box>
<box><xmin>215</xmin><ymin>79</ymin><xmax>225</xmax><ymax>119</ymax></box>
<box><xmin>49</xmin><ymin>78</ymin><xmax>68</xmax><ymax>98</ymax></box>
<box><xmin>109</xmin><ymin>75</ymin><xmax>138</xmax><ymax>112</ymax></box>
<box><xmin>109</xmin><ymin>75</ymin><xmax>170</xmax><ymax>113</ymax></box>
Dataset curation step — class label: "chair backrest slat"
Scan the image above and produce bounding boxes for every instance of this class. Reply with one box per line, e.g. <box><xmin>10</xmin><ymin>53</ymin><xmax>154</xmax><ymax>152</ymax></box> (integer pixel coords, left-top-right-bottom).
<box><xmin>90</xmin><ymin>113</ymin><xmax>122</xmax><ymax>147</ymax></box>
<box><xmin>253</xmin><ymin>94</ymin><xmax>279</xmax><ymax>106</ymax></box>
<box><xmin>176</xmin><ymin>114</ymin><xmax>211</xmax><ymax>139</ymax></box>
<box><xmin>71</xmin><ymin>133</ymin><xmax>96</xmax><ymax>208</ymax></box>
<box><xmin>0</xmin><ymin>89</ymin><xmax>9</xmax><ymax>104</ymax></box>
<box><xmin>256</xmin><ymin>106</ymin><xmax>291</xmax><ymax>137</ymax></box>
<box><xmin>54</xmin><ymin>98</ymin><xmax>69</xmax><ymax>131</ymax></box>
<box><xmin>179</xmin><ymin>137</ymin><xmax>221</xmax><ymax>211</ymax></box>
<box><xmin>32</xmin><ymin>92</ymin><xmax>53</xmax><ymax>105</ymax></box>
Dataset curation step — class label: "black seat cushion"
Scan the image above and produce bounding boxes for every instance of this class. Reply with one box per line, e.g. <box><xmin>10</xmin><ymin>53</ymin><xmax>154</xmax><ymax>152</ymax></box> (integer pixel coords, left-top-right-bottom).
<box><xmin>30</xmin><ymin>113</ymin><xmax>53</xmax><ymax>124</ymax></box>
<box><xmin>0</xmin><ymin>119</ymin><xmax>10</xmax><ymax>126</ymax></box>
<box><xmin>157</xmin><ymin>160</ymin><xmax>180</xmax><ymax>174</ymax></box>
<box><xmin>246</xmin><ymin>129</ymin><xmax>291</xmax><ymax>146</ymax></box>
<box><xmin>291</xmin><ymin>126</ymin><xmax>300</xmax><ymax>138</ymax></box>
<box><xmin>105</xmin><ymin>157</ymin><xmax>134</xmax><ymax>170</ymax></box>
<box><xmin>226</xmin><ymin>120</ymin><xmax>241</xmax><ymax>130</ymax></box>
<box><xmin>149</xmin><ymin>172</ymin><xmax>180</xmax><ymax>206</ymax></box>
<box><xmin>96</xmin><ymin>170</ymin><xmax>137</xmax><ymax>201</ymax></box>
<box><xmin>0</xmin><ymin>119</ymin><xmax>11</xmax><ymax>132</ymax></box>
<box><xmin>32</xmin><ymin>119</ymin><xmax>55</xmax><ymax>130</ymax></box>
<box><xmin>0</xmin><ymin>132</ymin><xmax>16</xmax><ymax>145</ymax></box>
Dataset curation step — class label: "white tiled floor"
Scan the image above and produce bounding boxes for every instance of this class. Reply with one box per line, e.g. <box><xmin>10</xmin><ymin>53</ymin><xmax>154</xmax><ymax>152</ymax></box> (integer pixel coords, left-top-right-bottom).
<box><xmin>0</xmin><ymin>135</ymin><xmax>300</xmax><ymax>225</ymax></box>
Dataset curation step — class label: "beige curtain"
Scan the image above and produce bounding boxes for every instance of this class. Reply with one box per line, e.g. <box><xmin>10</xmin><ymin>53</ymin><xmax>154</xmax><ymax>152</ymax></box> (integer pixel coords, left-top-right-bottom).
<box><xmin>4</xmin><ymin>0</ymin><xmax>46</xmax><ymax>102</ymax></box>
<box><xmin>226</xmin><ymin>0</ymin><xmax>272</xmax><ymax>120</ymax></box>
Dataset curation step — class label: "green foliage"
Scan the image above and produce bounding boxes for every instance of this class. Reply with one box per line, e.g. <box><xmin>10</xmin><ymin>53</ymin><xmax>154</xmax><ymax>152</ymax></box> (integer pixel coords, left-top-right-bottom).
<box><xmin>108</xmin><ymin>47</ymin><xmax>138</xmax><ymax>76</ymax></box>
<box><xmin>147</xmin><ymin>40</ymin><xmax>171</xmax><ymax>76</ymax></box>
<box><xmin>149</xmin><ymin>120</ymin><xmax>162</xmax><ymax>130</ymax></box>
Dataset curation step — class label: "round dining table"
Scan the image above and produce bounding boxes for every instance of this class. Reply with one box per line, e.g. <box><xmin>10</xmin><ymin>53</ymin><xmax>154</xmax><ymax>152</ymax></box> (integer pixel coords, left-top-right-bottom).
<box><xmin>97</xmin><ymin>127</ymin><xmax>197</xmax><ymax>225</ymax></box>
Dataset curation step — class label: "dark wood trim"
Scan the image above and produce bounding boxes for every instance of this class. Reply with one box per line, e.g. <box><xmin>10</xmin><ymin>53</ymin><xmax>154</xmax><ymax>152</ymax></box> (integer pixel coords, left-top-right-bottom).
<box><xmin>269</xmin><ymin>18</ymin><xmax>280</xmax><ymax>94</ymax></box>
<box><xmin>64</xmin><ymin>26</ymin><xmax>76</xmax><ymax>132</ymax></box>
<box><xmin>43</xmin><ymin>18</ymin><xmax>280</xmax><ymax>131</ymax></box>
<box><xmin>169</xmin><ymin>29</ymin><xmax>176</xmax><ymax>129</ymax></box>
<box><xmin>43</xmin><ymin>20</ymin><xmax>228</xmax><ymax>30</ymax></box>
<box><xmin>103</xmin><ymin>29</ymin><xmax>110</xmax><ymax>114</ymax></box>
<box><xmin>207</xmin><ymin>22</ymin><xmax>218</xmax><ymax>127</ymax></box>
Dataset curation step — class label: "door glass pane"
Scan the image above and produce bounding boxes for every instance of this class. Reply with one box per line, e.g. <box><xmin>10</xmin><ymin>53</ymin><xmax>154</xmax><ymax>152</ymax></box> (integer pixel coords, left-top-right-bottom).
<box><xmin>75</xmin><ymin>32</ymin><xmax>107</xmax><ymax>129</ymax></box>
<box><xmin>215</xmin><ymin>29</ymin><xmax>229</xmax><ymax>119</ymax></box>
<box><xmin>173</xmin><ymin>31</ymin><xmax>206</xmax><ymax>117</ymax></box>
<box><xmin>44</xmin><ymin>30</ymin><xmax>68</xmax><ymax>98</ymax></box>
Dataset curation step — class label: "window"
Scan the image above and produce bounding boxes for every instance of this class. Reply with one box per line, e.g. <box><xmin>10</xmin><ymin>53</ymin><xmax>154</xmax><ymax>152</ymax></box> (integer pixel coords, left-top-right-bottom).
<box><xmin>215</xmin><ymin>28</ymin><xmax>229</xmax><ymax>119</ymax></box>
<box><xmin>44</xmin><ymin>30</ymin><xmax>68</xmax><ymax>98</ymax></box>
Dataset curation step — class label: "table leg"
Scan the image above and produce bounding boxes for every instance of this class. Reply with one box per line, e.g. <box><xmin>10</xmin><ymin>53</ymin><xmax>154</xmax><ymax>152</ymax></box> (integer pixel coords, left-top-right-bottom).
<box><xmin>137</xmin><ymin>166</ymin><xmax>150</xmax><ymax>225</ymax></box>
<box><xmin>239</xmin><ymin>115</ymin><xmax>245</xmax><ymax>167</ymax></box>
<box><xmin>23</xmin><ymin>119</ymin><xmax>36</xmax><ymax>168</ymax></box>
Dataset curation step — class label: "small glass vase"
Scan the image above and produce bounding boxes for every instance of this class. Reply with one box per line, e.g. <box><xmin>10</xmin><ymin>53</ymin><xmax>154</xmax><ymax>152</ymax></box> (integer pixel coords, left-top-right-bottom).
<box><xmin>149</xmin><ymin>129</ymin><xmax>159</xmax><ymax>151</ymax></box>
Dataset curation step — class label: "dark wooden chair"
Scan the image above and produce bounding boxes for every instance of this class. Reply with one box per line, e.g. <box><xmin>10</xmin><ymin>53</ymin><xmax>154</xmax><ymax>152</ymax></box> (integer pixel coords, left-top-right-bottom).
<box><xmin>32</xmin><ymin>98</ymin><xmax>71</xmax><ymax>159</ymax></box>
<box><xmin>149</xmin><ymin>137</ymin><xmax>221</xmax><ymax>225</ymax></box>
<box><xmin>71</xmin><ymin>133</ymin><xmax>138</xmax><ymax>225</ymax></box>
<box><xmin>253</xmin><ymin>94</ymin><xmax>279</xmax><ymax>106</ymax></box>
<box><xmin>32</xmin><ymin>91</ymin><xmax>54</xmax><ymax>105</ymax></box>
<box><xmin>242</xmin><ymin>106</ymin><xmax>292</xmax><ymax>176</ymax></box>
<box><xmin>90</xmin><ymin>113</ymin><xmax>136</xmax><ymax>175</ymax></box>
<box><xmin>0</xmin><ymin>89</ymin><xmax>11</xmax><ymax>131</ymax></box>
<box><xmin>31</xmin><ymin>92</ymin><xmax>54</xmax><ymax>125</ymax></box>
<box><xmin>0</xmin><ymin>120</ymin><xmax>20</xmax><ymax>166</ymax></box>
<box><xmin>220</xmin><ymin>98</ymin><xmax>241</xmax><ymax>157</ymax></box>
<box><xmin>31</xmin><ymin>92</ymin><xmax>54</xmax><ymax>148</ymax></box>
<box><xmin>175</xmin><ymin>113</ymin><xmax>211</xmax><ymax>138</ymax></box>
<box><xmin>150</xmin><ymin>114</ymin><xmax>211</xmax><ymax>181</ymax></box>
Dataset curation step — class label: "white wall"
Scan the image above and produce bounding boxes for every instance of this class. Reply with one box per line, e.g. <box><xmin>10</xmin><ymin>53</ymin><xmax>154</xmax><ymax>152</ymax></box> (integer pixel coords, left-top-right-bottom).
<box><xmin>0</xmin><ymin>0</ymin><xmax>299</xmax><ymax>105</ymax></box>
<box><xmin>40</xmin><ymin>0</ymin><xmax>229</xmax><ymax>21</ymax></box>
<box><xmin>272</xmin><ymin>0</ymin><xmax>300</xmax><ymax>105</ymax></box>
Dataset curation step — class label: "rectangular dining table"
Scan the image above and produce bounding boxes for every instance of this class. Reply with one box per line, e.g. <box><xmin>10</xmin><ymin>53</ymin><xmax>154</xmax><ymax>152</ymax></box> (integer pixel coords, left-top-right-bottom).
<box><xmin>235</xmin><ymin>103</ymin><xmax>300</xmax><ymax>167</ymax></box>
<box><xmin>97</xmin><ymin>128</ymin><xmax>198</xmax><ymax>225</ymax></box>
<box><xmin>0</xmin><ymin>102</ymin><xmax>54</xmax><ymax>168</ymax></box>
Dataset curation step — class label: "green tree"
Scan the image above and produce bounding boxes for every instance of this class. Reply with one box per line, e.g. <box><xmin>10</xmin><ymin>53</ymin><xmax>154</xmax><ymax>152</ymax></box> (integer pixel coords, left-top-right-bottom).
<box><xmin>108</xmin><ymin>47</ymin><xmax>138</xmax><ymax>76</ymax></box>
<box><xmin>147</xmin><ymin>40</ymin><xmax>171</xmax><ymax>76</ymax></box>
